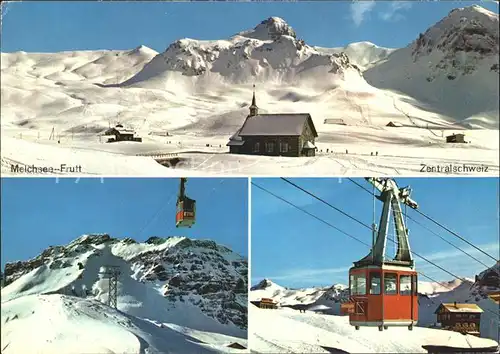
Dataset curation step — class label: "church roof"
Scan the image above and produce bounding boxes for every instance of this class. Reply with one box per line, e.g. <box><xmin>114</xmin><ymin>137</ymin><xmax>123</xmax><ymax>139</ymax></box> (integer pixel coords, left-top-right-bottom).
<box><xmin>238</xmin><ymin>113</ymin><xmax>318</xmax><ymax>137</ymax></box>
<box><xmin>226</xmin><ymin>129</ymin><xmax>245</xmax><ymax>146</ymax></box>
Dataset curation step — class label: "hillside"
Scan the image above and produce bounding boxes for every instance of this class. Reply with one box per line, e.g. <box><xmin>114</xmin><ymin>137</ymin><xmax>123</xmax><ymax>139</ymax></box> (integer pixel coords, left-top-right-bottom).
<box><xmin>250</xmin><ymin>305</ymin><xmax>499</xmax><ymax>353</ymax></box>
<box><xmin>250</xmin><ymin>261</ymin><xmax>500</xmax><ymax>342</ymax></box>
<box><xmin>1</xmin><ymin>8</ymin><xmax>498</xmax><ymax>176</ymax></box>
<box><xmin>1</xmin><ymin>234</ymin><xmax>248</xmax><ymax>353</ymax></box>
<box><xmin>364</xmin><ymin>5</ymin><xmax>499</xmax><ymax>127</ymax></box>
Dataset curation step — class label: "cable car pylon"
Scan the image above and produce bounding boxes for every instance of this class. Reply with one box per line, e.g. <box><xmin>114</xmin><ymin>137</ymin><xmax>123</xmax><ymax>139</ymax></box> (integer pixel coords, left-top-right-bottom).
<box><xmin>175</xmin><ymin>178</ymin><xmax>196</xmax><ymax>228</ymax></box>
<box><xmin>343</xmin><ymin>177</ymin><xmax>419</xmax><ymax>332</ymax></box>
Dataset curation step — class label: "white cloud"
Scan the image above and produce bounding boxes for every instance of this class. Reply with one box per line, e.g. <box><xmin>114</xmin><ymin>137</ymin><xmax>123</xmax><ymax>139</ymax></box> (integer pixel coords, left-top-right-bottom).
<box><xmin>350</xmin><ymin>1</ymin><xmax>376</xmax><ymax>27</ymax></box>
<box><xmin>379</xmin><ymin>1</ymin><xmax>413</xmax><ymax>22</ymax></box>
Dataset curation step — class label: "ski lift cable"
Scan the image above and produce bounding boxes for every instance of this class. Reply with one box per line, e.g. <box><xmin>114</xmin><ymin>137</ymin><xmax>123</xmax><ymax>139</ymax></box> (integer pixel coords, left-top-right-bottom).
<box><xmin>347</xmin><ymin>178</ymin><xmax>498</xmax><ymax>263</ymax></box>
<box><xmin>253</xmin><ymin>182</ymin><xmax>500</xmax><ymax>321</ymax></box>
<box><xmin>414</xmin><ymin>209</ymin><xmax>498</xmax><ymax>262</ymax></box>
<box><xmin>256</xmin><ymin>181</ymin><xmax>468</xmax><ymax>283</ymax></box>
<box><xmin>252</xmin><ymin>182</ymin><xmax>372</xmax><ymax>248</ymax></box>
<box><xmin>405</xmin><ymin>213</ymin><xmax>490</xmax><ymax>269</ymax></box>
<box><xmin>137</xmin><ymin>190</ymin><xmax>177</xmax><ymax>239</ymax></box>
<box><xmin>280</xmin><ymin>177</ymin><xmax>373</xmax><ymax>231</ymax></box>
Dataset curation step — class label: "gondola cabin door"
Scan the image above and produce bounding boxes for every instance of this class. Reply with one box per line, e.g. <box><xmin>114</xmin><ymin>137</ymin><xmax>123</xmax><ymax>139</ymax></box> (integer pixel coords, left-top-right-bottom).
<box><xmin>176</xmin><ymin>197</ymin><xmax>196</xmax><ymax>228</ymax></box>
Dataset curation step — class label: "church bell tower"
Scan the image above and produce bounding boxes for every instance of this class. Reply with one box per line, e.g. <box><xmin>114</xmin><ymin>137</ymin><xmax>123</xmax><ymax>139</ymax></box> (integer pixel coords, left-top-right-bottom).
<box><xmin>249</xmin><ymin>84</ymin><xmax>259</xmax><ymax>117</ymax></box>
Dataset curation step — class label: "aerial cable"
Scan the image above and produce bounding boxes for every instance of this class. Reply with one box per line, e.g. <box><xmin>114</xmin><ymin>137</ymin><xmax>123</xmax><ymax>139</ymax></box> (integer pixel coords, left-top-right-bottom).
<box><xmin>255</xmin><ymin>181</ymin><xmax>467</xmax><ymax>283</ymax></box>
<box><xmin>405</xmin><ymin>213</ymin><xmax>490</xmax><ymax>269</ymax></box>
<box><xmin>253</xmin><ymin>181</ymin><xmax>499</xmax><ymax>321</ymax></box>
<box><xmin>414</xmin><ymin>209</ymin><xmax>498</xmax><ymax>262</ymax></box>
<box><xmin>347</xmin><ymin>178</ymin><xmax>497</xmax><ymax>266</ymax></box>
<box><xmin>252</xmin><ymin>182</ymin><xmax>371</xmax><ymax>248</ymax></box>
<box><xmin>280</xmin><ymin>177</ymin><xmax>372</xmax><ymax>230</ymax></box>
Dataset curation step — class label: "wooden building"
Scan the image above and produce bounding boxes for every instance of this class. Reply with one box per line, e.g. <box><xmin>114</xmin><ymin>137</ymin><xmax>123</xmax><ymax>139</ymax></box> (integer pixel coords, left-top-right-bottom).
<box><xmin>251</xmin><ymin>297</ymin><xmax>278</xmax><ymax>309</ymax></box>
<box><xmin>446</xmin><ymin>133</ymin><xmax>466</xmax><ymax>143</ymax></box>
<box><xmin>104</xmin><ymin>124</ymin><xmax>142</xmax><ymax>143</ymax></box>
<box><xmin>435</xmin><ymin>302</ymin><xmax>483</xmax><ymax>336</ymax></box>
<box><xmin>227</xmin><ymin>89</ymin><xmax>318</xmax><ymax>157</ymax></box>
<box><xmin>386</xmin><ymin>121</ymin><xmax>403</xmax><ymax>127</ymax></box>
<box><xmin>324</xmin><ymin>118</ymin><xmax>347</xmax><ymax>126</ymax></box>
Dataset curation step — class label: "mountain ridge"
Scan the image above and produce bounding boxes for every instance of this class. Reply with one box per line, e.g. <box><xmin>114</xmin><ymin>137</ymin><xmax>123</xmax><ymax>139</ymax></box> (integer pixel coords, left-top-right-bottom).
<box><xmin>2</xmin><ymin>233</ymin><xmax>248</xmax><ymax>337</ymax></box>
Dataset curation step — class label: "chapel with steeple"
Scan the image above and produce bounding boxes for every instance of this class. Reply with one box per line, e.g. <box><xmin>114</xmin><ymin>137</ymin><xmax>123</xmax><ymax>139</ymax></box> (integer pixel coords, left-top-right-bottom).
<box><xmin>226</xmin><ymin>85</ymin><xmax>318</xmax><ymax>157</ymax></box>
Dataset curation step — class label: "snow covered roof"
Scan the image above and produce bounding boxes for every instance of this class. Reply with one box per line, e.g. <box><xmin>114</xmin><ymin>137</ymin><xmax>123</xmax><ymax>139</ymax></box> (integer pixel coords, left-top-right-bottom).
<box><xmin>436</xmin><ymin>303</ymin><xmax>484</xmax><ymax>313</ymax></box>
<box><xmin>386</xmin><ymin>121</ymin><xmax>403</xmax><ymax>127</ymax></box>
<box><xmin>104</xmin><ymin>127</ymin><xmax>136</xmax><ymax>136</ymax></box>
<box><xmin>228</xmin><ymin>129</ymin><xmax>243</xmax><ymax>141</ymax></box>
<box><xmin>324</xmin><ymin>118</ymin><xmax>347</xmax><ymax>125</ymax></box>
<box><xmin>227</xmin><ymin>129</ymin><xmax>245</xmax><ymax>146</ymax></box>
<box><xmin>303</xmin><ymin>141</ymin><xmax>316</xmax><ymax>149</ymax></box>
<box><xmin>227</xmin><ymin>140</ymin><xmax>245</xmax><ymax>146</ymax></box>
<box><xmin>238</xmin><ymin>114</ymin><xmax>317</xmax><ymax>137</ymax></box>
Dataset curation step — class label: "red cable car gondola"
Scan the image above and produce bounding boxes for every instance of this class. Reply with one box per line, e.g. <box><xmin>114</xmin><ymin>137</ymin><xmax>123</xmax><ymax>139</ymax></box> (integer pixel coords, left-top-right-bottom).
<box><xmin>342</xmin><ymin>177</ymin><xmax>419</xmax><ymax>332</ymax></box>
<box><xmin>176</xmin><ymin>178</ymin><xmax>196</xmax><ymax>228</ymax></box>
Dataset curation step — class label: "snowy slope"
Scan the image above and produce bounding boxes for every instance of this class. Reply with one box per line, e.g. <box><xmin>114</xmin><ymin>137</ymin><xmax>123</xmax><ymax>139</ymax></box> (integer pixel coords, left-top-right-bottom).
<box><xmin>249</xmin><ymin>306</ymin><xmax>499</xmax><ymax>353</ymax></box>
<box><xmin>250</xmin><ymin>279</ymin><xmax>349</xmax><ymax>314</ymax></box>
<box><xmin>1</xmin><ymin>10</ymin><xmax>498</xmax><ymax>176</ymax></box>
<box><xmin>365</xmin><ymin>5</ymin><xmax>499</xmax><ymax>126</ymax></box>
<box><xmin>1</xmin><ymin>294</ymin><xmax>243</xmax><ymax>354</ymax></box>
<box><xmin>120</xmin><ymin>17</ymin><xmax>364</xmax><ymax>91</ymax></box>
<box><xmin>318</xmin><ymin>41</ymin><xmax>397</xmax><ymax>71</ymax></box>
<box><xmin>251</xmin><ymin>261</ymin><xmax>500</xmax><ymax>342</ymax></box>
<box><xmin>2</xmin><ymin>234</ymin><xmax>248</xmax><ymax>343</ymax></box>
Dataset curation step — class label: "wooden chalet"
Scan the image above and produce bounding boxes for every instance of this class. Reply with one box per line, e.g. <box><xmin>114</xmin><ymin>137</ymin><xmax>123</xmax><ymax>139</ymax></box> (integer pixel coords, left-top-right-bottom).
<box><xmin>386</xmin><ymin>121</ymin><xmax>403</xmax><ymax>127</ymax></box>
<box><xmin>251</xmin><ymin>297</ymin><xmax>278</xmax><ymax>309</ymax></box>
<box><xmin>435</xmin><ymin>302</ymin><xmax>483</xmax><ymax>336</ymax></box>
<box><xmin>104</xmin><ymin>124</ymin><xmax>142</xmax><ymax>143</ymax></box>
<box><xmin>446</xmin><ymin>133</ymin><xmax>466</xmax><ymax>143</ymax></box>
<box><xmin>227</xmin><ymin>88</ymin><xmax>318</xmax><ymax>157</ymax></box>
<box><xmin>324</xmin><ymin>118</ymin><xmax>347</xmax><ymax>126</ymax></box>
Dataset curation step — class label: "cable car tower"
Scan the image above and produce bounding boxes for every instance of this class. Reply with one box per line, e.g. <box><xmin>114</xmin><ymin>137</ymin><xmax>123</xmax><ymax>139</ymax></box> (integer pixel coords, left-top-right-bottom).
<box><xmin>176</xmin><ymin>178</ymin><xmax>196</xmax><ymax>228</ymax></box>
<box><xmin>344</xmin><ymin>177</ymin><xmax>419</xmax><ymax>331</ymax></box>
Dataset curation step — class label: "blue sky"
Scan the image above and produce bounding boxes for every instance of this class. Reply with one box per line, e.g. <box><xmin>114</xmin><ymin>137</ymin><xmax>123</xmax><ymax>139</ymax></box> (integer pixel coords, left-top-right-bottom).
<box><xmin>1</xmin><ymin>1</ymin><xmax>498</xmax><ymax>53</ymax></box>
<box><xmin>1</xmin><ymin>177</ymin><xmax>248</xmax><ymax>269</ymax></box>
<box><xmin>251</xmin><ymin>177</ymin><xmax>499</xmax><ymax>288</ymax></box>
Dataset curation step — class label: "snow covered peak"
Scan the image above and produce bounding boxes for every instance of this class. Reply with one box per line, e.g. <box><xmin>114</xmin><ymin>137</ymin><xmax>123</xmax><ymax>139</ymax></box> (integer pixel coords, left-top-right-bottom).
<box><xmin>250</xmin><ymin>278</ymin><xmax>276</xmax><ymax>290</ymax></box>
<box><xmin>239</xmin><ymin>17</ymin><xmax>297</xmax><ymax>41</ymax></box>
<box><xmin>412</xmin><ymin>4</ymin><xmax>499</xmax><ymax>60</ymax></box>
<box><xmin>454</xmin><ymin>4</ymin><xmax>498</xmax><ymax>18</ymax></box>
<box><xmin>2</xmin><ymin>234</ymin><xmax>248</xmax><ymax>335</ymax></box>
<box><xmin>122</xmin><ymin>19</ymin><xmax>363</xmax><ymax>89</ymax></box>
<box><xmin>129</xmin><ymin>45</ymin><xmax>158</xmax><ymax>56</ymax></box>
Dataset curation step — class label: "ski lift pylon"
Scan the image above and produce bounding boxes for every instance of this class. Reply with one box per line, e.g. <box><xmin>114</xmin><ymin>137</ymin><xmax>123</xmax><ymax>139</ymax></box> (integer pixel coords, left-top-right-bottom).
<box><xmin>342</xmin><ymin>178</ymin><xmax>419</xmax><ymax>332</ymax></box>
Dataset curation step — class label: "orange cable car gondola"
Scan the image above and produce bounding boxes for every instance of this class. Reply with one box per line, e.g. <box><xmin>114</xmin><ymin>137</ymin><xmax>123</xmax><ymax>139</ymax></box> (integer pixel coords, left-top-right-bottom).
<box><xmin>176</xmin><ymin>178</ymin><xmax>196</xmax><ymax>228</ymax></box>
<box><xmin>342</xmin><ymin>177</ymin><xmax>419</xmax><ymax>332</ymax></box>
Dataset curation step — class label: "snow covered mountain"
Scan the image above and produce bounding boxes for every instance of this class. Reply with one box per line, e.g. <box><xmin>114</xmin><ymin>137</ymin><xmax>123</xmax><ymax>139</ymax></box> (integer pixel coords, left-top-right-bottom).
<box><xmin>1</xmin><ymin>234</ymin><xmax>248</xmax><ymax>353</ymax></box>
<box><xmin>365</xmin><ymin>5</ymin><xmax>499</xmax><ymax>126</ymax></box>
<box><xmin>1</xmin><ymin>7</ymin><xmax>498</xmax><ymax>176</ymax></box>
<box><xmin>120</xmin><ymin>16</ymin><xmax>364</xmax><ymax>91</ymax></box>
<box><xmin>251</xmin><ymin>261</ymin><xmax>500</xmax><ymax>341</ymax></box>
<box><xmin>250</xmin><ymin>279</ymin><xmax>349</xmax><ymax>314</ymax></box>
